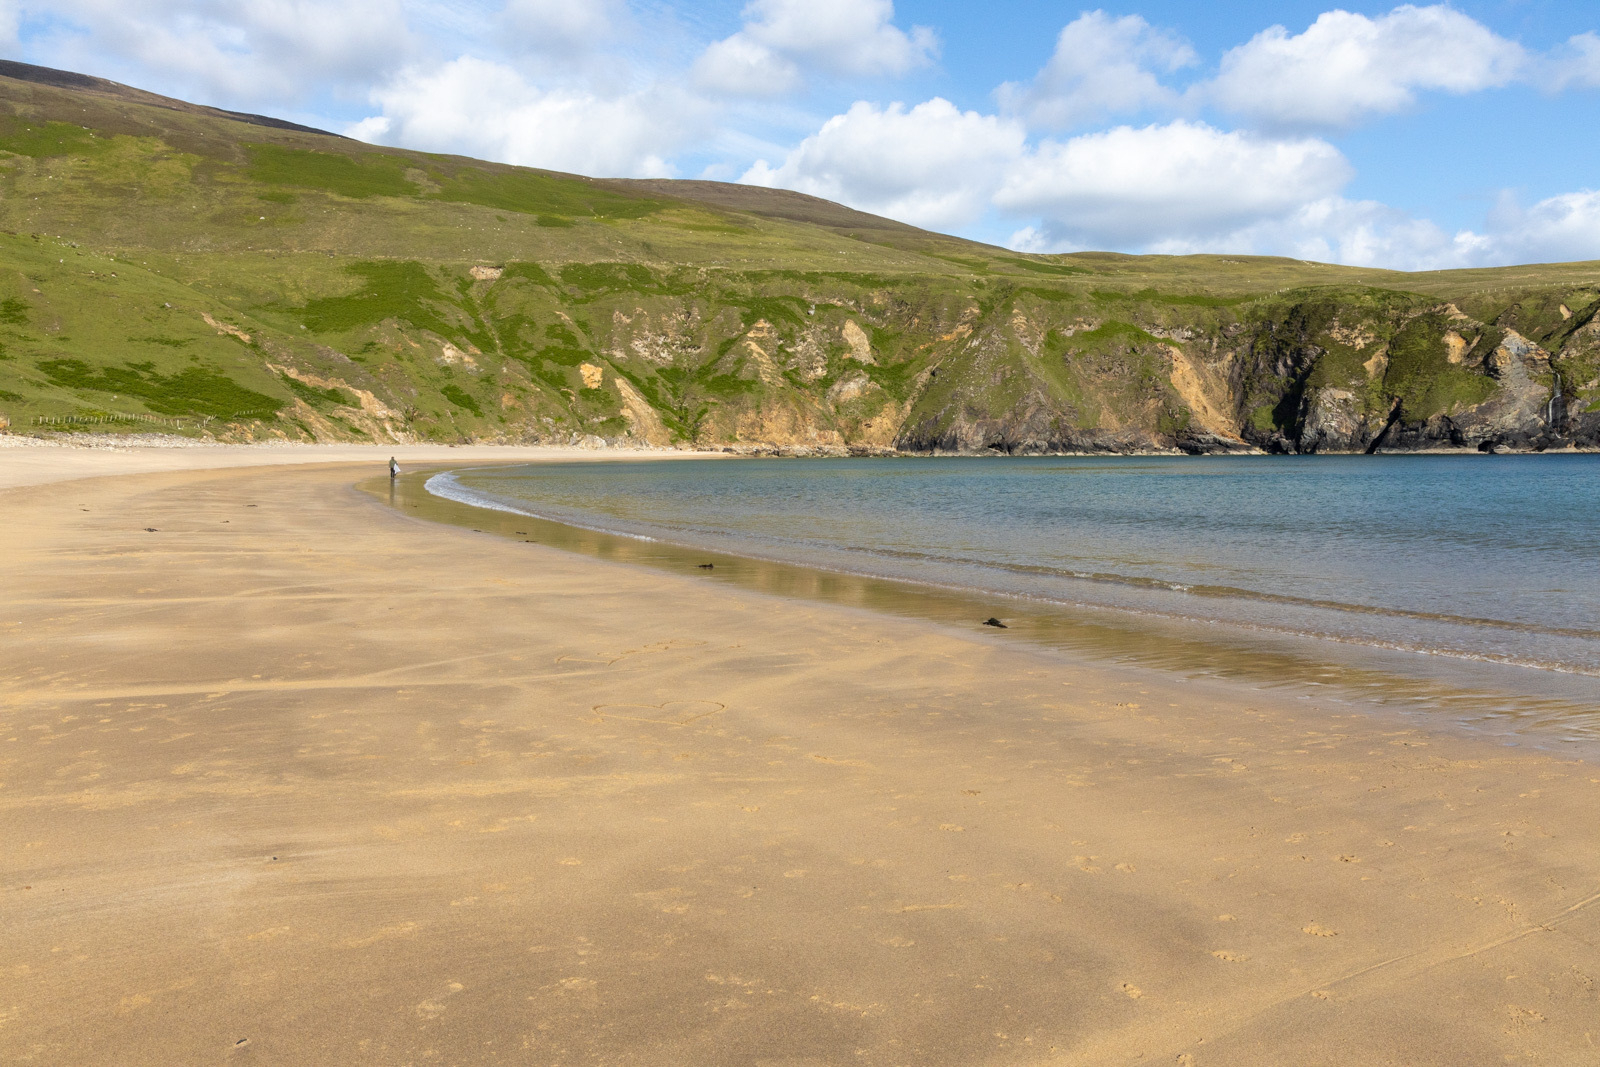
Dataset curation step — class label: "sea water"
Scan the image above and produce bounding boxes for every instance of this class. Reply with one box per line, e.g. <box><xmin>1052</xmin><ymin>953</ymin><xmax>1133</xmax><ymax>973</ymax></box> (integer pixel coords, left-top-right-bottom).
<box><xmin>425</xmin><ymin>454</ymin><xmax>1600</xmax><ymax>748</ymax></box>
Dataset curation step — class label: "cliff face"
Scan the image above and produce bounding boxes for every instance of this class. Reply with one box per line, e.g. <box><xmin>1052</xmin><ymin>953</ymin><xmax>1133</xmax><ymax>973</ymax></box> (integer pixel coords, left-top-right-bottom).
<box><xmin>0</xmin><ymin>62</ymin><xmax>1596</xmax><ymax>454</ymax></box>
<box><xmin>551</xmin><ymin>279</ymin><xmax>1600</xmax><ymax>456</ymax></box>
<box><xmin>1230</xmin><ymin>292</ymin><xmax>1600</xmax><ymax>455</ymax></box>
<box><xmin>5</xmin><ymin>236</ymin><xmax>1597</xmax><ymax>455</ymax></box>
<box><xmin>889</xmin><ymin>285</ymin><xmax>1600</xmax><ymax>456</ymax></box>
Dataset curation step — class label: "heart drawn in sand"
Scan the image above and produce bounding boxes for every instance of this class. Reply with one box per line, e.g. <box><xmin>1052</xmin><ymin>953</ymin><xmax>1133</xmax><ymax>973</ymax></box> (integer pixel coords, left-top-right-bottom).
<box><xmin>590</xmin><ymin>700</ymin><xmax>726</xmax><ymax>726</ymax></box>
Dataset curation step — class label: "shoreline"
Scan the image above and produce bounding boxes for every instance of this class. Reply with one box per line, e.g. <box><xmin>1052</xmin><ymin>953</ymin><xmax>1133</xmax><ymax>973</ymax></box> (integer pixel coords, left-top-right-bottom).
<box><xmin>409</xmin><ymin>460</ymin><xmax>1600</xmax><ymax>758</ymax></box>
<box><xmin>3</xmin><ymin>458</ymin><xmax>1598</xmax><ymax>1064</ymax></box>
<box><xmin>4</xmin><ymin>430</ymin><xmax>1595</xmax><ymax>469</ymax></box>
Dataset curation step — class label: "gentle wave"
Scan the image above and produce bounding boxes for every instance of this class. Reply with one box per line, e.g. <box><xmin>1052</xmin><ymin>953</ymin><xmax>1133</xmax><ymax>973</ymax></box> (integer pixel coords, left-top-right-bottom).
<box><xmin>425</xmin><ymin>473</ymin><xmax>660</xmax><ymax>542</ymax></box>
<box><xmin>425</xmin><ymin>467</ymin><xmax>1600</xmax><ymax>678</ymax></box>
<box><xmin>574</xmin><ymin>518</ymin><xmax>1600</xmax><ymax>644</ymax></box>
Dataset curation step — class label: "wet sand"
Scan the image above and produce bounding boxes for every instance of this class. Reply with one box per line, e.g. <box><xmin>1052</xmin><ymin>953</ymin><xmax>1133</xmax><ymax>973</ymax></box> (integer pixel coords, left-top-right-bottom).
<box><xmin>2</xmin><ymin>451</ymin><xmax>1597</xmax><ymax>1065</ymax></box>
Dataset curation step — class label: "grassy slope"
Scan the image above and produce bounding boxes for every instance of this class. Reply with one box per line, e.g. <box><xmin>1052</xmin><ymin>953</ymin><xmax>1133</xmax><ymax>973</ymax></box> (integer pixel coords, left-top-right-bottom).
<box><xmin>0</xmin><ymin>66</ymin><xmax>1596</xmax><ymax>449</ymax></box>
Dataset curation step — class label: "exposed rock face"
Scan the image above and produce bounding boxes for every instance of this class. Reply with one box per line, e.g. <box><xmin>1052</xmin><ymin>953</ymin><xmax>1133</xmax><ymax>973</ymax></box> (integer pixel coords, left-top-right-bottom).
<box><xmin>1215</xmin><ymin>295</ymin><xmax>1600</xmax><ymax>456</ymax></box>
<box><xmin>1297</xmin><ymin>388</ymin><xmax>1367</xmax><ymax>453</ymax></box>
<box><xmin>613</xmin><ymin>376</ymin><xmax>672</xmax><ymax>446</ymax></box>
<box><xmin>1445</xmin><ymin>331</ymin><xmax>1558</xmax><ymax>450</ymax></box>
<box><xmin>1166</xmin><ymin>345</ymin><xmax>1242</xmax><ymax>442</ymax></box>
<box><xmin>569</xmin><ymin>283</ymin><xmax>1599</xmax><ymax>455</ymax></box>
<box><xmin>841</xmin><ymin>320</ymin><xmax>876</xmax><ymax>364</ymax></box>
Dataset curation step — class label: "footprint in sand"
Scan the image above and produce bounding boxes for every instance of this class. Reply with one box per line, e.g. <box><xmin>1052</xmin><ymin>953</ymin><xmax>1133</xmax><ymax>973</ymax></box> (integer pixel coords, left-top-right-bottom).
<box><xmin>560</xmin><ymin>639</ymin><xmax>707</xmax><ymax>667</ymax></box>
<box><xmin>414</xmin><ymin>981</ymin><xmax>464</xmax><ymax>1019</ymax></box>
<box><xmin>1503</xmin><ymin>1005</ymin><xmax>1547</xmax><ymax>1033</ymax></box>
<box><xmin>590</xmin><ymin>700</ymin><xmax>725</xmax><ymax>726</ymax></box>
<box><xmin>344</xmin><ymin>921</ymin><xmax>420</xmax><ymax>948</ymax></box>
<box><xmin>810</xmin><ymin>753</ymin><xmax>872</xmax><ymax>768</ymax></box>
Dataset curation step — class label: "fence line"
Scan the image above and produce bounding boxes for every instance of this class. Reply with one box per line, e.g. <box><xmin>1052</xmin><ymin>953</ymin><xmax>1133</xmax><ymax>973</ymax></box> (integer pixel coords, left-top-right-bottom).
<box><xmin>33</xmin><ymin>410</ymin><xmax>277</xmax><ymax>428</ymax></box>
<box><xmin>35</xmin><ymin>413</ymin><xmax>185</xmax><ymax>427</ymax></box>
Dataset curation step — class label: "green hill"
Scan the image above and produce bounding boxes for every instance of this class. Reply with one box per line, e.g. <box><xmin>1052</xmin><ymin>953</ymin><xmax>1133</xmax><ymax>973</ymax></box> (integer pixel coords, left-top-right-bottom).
<box><xmin>0</xmin><ymin>60</ymin><xmax>1595</xmax><ymax>453</ymax></box>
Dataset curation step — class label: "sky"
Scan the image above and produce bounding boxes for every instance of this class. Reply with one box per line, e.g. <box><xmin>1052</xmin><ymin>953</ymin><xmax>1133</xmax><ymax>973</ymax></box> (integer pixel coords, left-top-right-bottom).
<box><xmin>3</xmin><ymin>1</ymin><xmax>1599</xmax><ymax>270</ymax></box>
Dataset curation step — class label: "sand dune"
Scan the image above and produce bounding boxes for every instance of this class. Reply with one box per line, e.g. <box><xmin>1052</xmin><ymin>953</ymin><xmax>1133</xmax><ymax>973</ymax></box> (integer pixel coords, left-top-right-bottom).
<box><xmin>2</xmin><ymin>450</ymin><xmax>1597</xmax><ymax>1065</ymax></box>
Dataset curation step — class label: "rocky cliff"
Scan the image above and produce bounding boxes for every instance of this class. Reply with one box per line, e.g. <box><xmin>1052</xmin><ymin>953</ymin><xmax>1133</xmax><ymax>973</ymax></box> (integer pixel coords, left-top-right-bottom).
<box><xmin>433</xmin><ymin>272</ymin><xmax>1600</xmax><ymax>456</ymax></box>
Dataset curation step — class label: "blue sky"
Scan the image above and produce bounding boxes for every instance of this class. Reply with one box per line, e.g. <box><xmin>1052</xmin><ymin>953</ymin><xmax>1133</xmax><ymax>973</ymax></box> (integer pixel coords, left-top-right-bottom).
<box><xmin>902</xmin><ymin>1</ymin><xmax>1600</xmax><ymax>234</ymax></box>
<box><xmin>4</xmin><ymin>1</ymin><xmax>1599</xmax><ymax>269</ymax></box>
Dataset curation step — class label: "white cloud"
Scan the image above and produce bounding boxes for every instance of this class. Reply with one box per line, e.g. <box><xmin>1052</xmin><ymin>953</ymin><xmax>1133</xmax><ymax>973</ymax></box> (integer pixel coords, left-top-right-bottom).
<box><xmin>1209</xmin><ymin>4</ymin><xmax>1525</xmax><ymax>129</ymax></box>
<box><xmin>354</xmin><ymin>56</ymin><xmax>695</xmax><ymax>178</ymax></box>
<box><xmin>693</xmin><ymin>34</ymin><xmax>800</xmax><ymax>97</ymax></box>
<box><xmin>695</xmin><ymin>0</ymin><xmax>934</xmax><ymax>96</ymax></box>
<box><xmin>994</xmin><ymin>120</ymin><xmax>1352</xmax><ymax>248</ymax></box>
<box><xmin>1269</xmin><ymin>198</ymin><xmax>1481</xmax><ymax>269</ymax></box>
<box><xmin>1542</xmin><ymin>32</ymin><xmax>1600</xmax><ymax>91</ymax></box>
<box><xmin>998</xmin><ymin>11</ymin><xmax>1195</xmax><ymax>129</ymax></box>
<box><xmin>1481</xmin><ymin>190</ymin><xmax>1600</xmax><ymax>265</ymax></box>
<box><xmin>1122</xmin><ymin>195</ymin><xmax>1481</xmax><ymax>270</ymax></box>
<box><xmin>27</xmin><ymin>0</ymin><xmax>417</xmax><ymax>105</ymax></box>
<box><xmin>1014</xmin><ymin>188</ymin><xmax>1600</xmax><ymax>271</ymax></box>
<box><xmin>1205</xmin><ymin>189</ymin><xmax>1600</xmax><ymax>271</ymax></box>
<box><xmin>741</xmin><ymin>98</ymin><xmax>1025</xmax><ymax>229</ymax></box>
<box><xmin>345</xmin><ymin>114</ymin><xmax>393</xmax><ymax>142</ymax></box>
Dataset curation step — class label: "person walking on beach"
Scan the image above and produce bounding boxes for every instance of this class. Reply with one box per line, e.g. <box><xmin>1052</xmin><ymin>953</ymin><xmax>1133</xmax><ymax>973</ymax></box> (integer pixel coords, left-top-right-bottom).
<box><xmin>389</xmin><ymin>456</ymin><xmax>399</xmax><ymax>479</ymax></box>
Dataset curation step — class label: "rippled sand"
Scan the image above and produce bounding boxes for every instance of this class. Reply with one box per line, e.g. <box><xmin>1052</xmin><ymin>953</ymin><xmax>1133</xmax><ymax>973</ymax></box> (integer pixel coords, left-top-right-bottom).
<box><xmin>2</xmin><ymin>448</ymin><xmax>1597</xmax><ymax>1065</ymax></box>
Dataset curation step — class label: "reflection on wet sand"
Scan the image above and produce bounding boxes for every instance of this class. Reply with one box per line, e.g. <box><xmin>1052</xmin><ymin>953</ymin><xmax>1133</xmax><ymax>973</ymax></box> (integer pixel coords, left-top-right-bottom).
<box><xmin>374</xmin><ymin>468</ymin><xmax>1600</xmax><ymax>754</ymax></box>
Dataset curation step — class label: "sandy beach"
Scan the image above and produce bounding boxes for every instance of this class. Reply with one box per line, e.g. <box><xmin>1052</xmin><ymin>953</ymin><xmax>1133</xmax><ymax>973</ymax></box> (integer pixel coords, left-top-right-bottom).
<box><xmin>2</xmin><ymin>447</ymin><xmax>1597</xmax><ymax>1066</ymax></box>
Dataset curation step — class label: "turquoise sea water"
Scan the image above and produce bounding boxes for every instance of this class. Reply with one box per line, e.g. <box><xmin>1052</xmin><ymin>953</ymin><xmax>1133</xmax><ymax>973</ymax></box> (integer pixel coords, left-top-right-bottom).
<box><xmin>427</xmin><ymin>455</ymin><xmax>1600</xmax><ymax>744</ymax></box>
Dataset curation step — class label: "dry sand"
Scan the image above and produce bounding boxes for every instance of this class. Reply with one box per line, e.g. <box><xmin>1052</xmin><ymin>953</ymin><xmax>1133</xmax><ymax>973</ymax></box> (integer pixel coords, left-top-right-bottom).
<box><xmin>2</xmin><ymin>448</ymin><xmax>1597</xmax><ymax>1065</ymax></box>
<box><xmin>0</xmin><ymin>438</ymin><xmax>701</xmax><ymax>492</ymax></box>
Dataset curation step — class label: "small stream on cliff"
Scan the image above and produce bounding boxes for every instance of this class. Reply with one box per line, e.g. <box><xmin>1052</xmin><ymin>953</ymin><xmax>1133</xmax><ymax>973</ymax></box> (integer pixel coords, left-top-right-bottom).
<box><xmin>408</xmin><ymin>454</ymin><xmax>1600</xmax><ymax>753</ymax></box>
